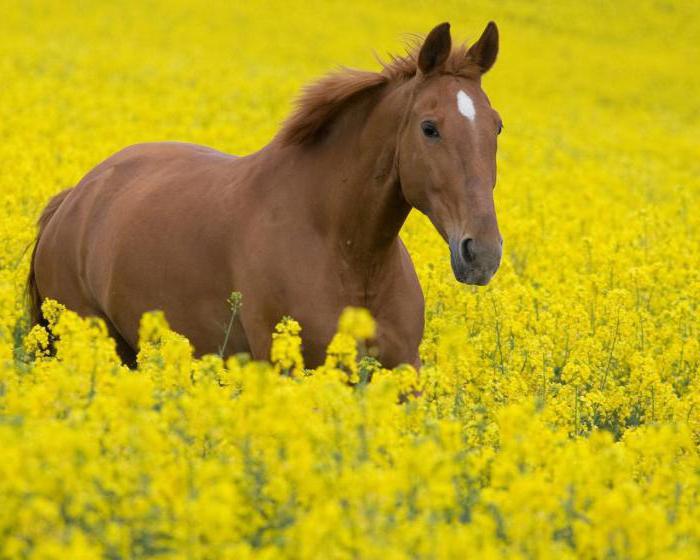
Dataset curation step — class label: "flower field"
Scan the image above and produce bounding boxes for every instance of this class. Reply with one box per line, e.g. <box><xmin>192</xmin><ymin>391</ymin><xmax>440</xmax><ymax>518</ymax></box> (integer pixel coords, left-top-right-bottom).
<box><xmin>1</xmin><ymin>1</ymin><xmax>699</xmax><ymax>558</ymax></box>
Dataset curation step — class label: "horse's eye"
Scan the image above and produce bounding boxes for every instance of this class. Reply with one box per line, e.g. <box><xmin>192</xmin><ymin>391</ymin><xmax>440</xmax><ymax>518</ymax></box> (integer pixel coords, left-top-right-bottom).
<box><xmin>497</xmin><ymin>121</ymin><xmax>504</xmax><ymax>135</ymax></box>
<box><xmin>421</xmin><ymin>121</ymin><xmax>440</xmax><ymax>139</ymax></box>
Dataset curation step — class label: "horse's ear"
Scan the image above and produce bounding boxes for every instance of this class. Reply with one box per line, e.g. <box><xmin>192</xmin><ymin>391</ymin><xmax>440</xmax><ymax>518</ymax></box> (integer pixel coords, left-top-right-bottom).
<box><xmin>466</xmin><ymin>21</ymin><xmax>499</xmax><ymax>74</ymax></box>
<box><xmin>418</xmin><ymin>22</ymin><xmax>452</xmax><ymax>75</ymax></box>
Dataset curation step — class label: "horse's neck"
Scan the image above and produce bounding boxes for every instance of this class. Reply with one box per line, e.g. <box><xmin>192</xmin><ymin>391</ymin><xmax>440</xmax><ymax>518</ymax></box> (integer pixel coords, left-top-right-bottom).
<box><xmin>277</xmin><ymin>83</ymin><xmax>412</xmax><ymax>265</ymax></box>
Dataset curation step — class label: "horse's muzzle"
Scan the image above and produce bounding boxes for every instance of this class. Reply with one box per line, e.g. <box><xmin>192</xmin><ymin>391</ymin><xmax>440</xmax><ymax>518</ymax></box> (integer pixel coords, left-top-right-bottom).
<box><xmin>449</xmin><ymin>236</ymin><xmax>502</xmax><ymax>285</ymax></box>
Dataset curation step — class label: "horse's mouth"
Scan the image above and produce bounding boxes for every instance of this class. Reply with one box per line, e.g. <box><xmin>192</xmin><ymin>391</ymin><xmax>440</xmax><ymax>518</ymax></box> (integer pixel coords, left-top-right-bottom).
<box><xmin>451</xmin><ymin>263</ymin><xmax>495</xmax><ymax>285</ymax></box>
<box><xmin>448</xmin><ymin>238</ymin><xmax>501</xmax><ymax>285</ymax></box>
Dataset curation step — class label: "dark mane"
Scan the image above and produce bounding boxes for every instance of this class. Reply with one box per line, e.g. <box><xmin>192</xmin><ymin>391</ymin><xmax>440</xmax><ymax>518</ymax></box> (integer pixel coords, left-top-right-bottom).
<box><xmin>278</xmin><ymin>43</ymin><xmax>480</xmax><ymax>145</ymax></box>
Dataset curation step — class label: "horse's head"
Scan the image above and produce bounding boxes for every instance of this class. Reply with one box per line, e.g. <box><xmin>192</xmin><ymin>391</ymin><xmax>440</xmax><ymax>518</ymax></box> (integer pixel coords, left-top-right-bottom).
<box><xmin>398</xmin><ymin>22</ymin><xmax>502</xmax><ymax>285</ymax></box>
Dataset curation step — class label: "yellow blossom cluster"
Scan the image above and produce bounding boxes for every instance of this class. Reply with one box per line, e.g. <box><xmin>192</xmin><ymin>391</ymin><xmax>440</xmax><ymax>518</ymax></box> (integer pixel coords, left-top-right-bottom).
<box><xmin>1</xmin><ymin>1</ymin><xmax>699</xmax><ymax>558</ymax></box>
<box><xmin>271</xmin><ymin>316</ymin><xmax>304</xmax><ymax>377</ymax></box>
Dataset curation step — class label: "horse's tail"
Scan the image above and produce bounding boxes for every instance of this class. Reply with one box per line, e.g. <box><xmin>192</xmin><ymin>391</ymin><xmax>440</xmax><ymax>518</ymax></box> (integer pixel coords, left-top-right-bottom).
<box><xmin>27</xmin><ymin>188</ymin><xmax>72</xmax><ymax>327</ymax></box>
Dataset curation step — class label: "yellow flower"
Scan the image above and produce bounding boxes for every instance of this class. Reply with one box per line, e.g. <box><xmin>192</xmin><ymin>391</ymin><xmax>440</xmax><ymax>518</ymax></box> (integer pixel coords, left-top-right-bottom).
<box><xmin>23</xmin><ymin>324</ymin><xmax>49</xmax><ymax>358</ymax></box>
<box><xmin>337</xmin><ymin>307</ymin><xmax>376</xmax><ymax>340</ymax></box>
<box><xmin>270</xmin><ymin>316</ymin><xmax>304</xmax><ymax>377</ymax></box>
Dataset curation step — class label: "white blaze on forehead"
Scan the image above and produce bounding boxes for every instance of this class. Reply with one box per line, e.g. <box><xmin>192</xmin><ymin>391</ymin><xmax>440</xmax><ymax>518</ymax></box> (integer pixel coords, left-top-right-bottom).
<box><xmin>457</xmin><ymin>90</ymin><xmax>476</xmax><ymax>121</ymax></box>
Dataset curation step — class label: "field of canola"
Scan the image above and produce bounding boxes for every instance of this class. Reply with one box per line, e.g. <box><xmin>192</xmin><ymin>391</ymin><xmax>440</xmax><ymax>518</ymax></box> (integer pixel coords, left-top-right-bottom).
<box><xmin>1</xmin><ymin>1</ymin><xmax>699</xmax><ymax>558</ymax></box>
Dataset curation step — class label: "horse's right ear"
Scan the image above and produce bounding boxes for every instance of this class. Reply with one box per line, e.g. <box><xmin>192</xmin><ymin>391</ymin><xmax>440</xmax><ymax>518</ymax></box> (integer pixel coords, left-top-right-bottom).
<box><xmin>466</xmin><ymin>21</ymin><xmax>499</xmax><ymax>74</ymax></box>
<box><xmin>418</xmin><ymin>22</ymin><xmax>452</xmax><ymax>75</ymax></box>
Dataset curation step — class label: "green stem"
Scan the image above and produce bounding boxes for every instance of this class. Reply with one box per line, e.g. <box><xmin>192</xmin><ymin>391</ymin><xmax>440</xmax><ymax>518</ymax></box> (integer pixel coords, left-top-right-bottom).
<box><xmin>219</xmin><ymin>292</ymin><xmax>242</xmax><ymax>359</ymax></box>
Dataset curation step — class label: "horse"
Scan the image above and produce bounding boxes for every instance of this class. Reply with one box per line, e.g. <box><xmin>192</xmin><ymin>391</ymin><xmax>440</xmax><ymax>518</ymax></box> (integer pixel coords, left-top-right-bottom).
<box><xmin>27</xmin><ymin>21</ymin><xmax>503</xmax><ymax>369</ymax></box>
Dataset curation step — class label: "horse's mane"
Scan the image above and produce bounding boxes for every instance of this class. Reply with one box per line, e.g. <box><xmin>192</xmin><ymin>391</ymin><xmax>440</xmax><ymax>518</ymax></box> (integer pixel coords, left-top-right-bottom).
<box><xmin>278</xmin><ymin>43</ymin><xmax>480</xmax><ymax>145</ymax></box>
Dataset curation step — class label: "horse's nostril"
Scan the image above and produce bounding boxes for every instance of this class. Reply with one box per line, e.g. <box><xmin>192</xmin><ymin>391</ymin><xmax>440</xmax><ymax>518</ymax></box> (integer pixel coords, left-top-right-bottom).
<box><xmin>461</xmin><ymin>238</ymin><xmax>475</xmax><ymax>262</ymax></box>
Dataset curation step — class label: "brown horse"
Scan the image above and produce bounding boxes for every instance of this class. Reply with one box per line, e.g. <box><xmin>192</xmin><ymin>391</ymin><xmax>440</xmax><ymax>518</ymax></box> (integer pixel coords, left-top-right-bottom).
<box><xmin>28</xmin><ymin>21</ymin><xmax>503</xmax><ymax>368</ymax></box>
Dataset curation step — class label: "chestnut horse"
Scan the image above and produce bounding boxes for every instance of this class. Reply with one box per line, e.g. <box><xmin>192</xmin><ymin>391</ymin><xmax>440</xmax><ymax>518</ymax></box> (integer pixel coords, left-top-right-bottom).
<box><xmin>28</xmin><ymin>21</ymin><xmax>503</xmax><ymax>368</ymax></box>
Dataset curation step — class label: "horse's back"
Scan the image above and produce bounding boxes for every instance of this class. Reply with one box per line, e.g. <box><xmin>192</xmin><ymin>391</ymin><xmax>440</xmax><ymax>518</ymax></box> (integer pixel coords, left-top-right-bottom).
<box><xmin>82</xmin><ymin>141</ymin><xmax>238</xmax><ymax>191</ymax></box>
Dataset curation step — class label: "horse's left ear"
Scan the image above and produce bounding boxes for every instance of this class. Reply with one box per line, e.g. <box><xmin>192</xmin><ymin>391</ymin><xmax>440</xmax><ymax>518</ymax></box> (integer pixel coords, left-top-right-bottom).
<box><xmin>418</xmin><ymin>22</ymin><xmax>452</xmax><ymax>75</ymax></box>
<box><xmin>467</xmin><ymin>21</ymin><xmax>499</xmax><ymax>74</ymax></box>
